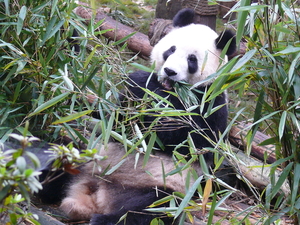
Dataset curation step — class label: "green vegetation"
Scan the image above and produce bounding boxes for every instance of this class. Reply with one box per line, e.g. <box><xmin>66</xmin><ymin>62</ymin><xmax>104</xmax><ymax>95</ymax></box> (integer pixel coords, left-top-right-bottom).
<box><xmin>0</xmin><ymin>0</ymin><xmax>299</xmax><ymax>224</ymax></box>
<box><xmin>83</xmin><ymin>0</ymin><xmax>156</xmax><ymax>32</ymax></box>
<box><xmin>217</xmin><ymin>0</ymin><xmax>300</xmax><ymax>223</ymax></box>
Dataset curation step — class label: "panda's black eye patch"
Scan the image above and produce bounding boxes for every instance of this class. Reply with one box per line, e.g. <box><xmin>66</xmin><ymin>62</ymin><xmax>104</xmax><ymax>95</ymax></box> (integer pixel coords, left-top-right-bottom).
<box><xmin>163</xmin><ymin>45</ymin><xmax>176</xmax><ymax>61</ymax></box>
<box><xmin>188</xmin><ymin>54</ymin><xmax>198</xmax><ymax>74</ymax></box>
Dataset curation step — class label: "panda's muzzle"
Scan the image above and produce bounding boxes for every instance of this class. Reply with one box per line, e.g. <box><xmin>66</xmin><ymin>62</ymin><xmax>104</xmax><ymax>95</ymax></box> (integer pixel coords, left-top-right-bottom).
<box><xmin>164</xmin><ymin>67</ymin><xmax>177</xmax><ymax>76</ymax></box>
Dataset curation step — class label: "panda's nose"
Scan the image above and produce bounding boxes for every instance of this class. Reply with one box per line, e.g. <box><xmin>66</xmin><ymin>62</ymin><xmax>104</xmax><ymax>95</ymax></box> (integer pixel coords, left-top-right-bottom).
<box><xmin>164</xmin><ymin>67</ymin><xmax>177</xmax><ymax>76</ymax></box>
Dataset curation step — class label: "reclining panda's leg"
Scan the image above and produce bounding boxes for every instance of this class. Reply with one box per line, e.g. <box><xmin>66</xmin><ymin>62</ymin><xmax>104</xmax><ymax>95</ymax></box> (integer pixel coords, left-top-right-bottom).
<box><xmin>60</xmin><ymin>176</ymin><xmax>102</xmax><ymax>220</ymax></box>
<box><xmin>90</xmin><ymin>186</ymin><xmax>175</xmax><ymax>225</ymax></box>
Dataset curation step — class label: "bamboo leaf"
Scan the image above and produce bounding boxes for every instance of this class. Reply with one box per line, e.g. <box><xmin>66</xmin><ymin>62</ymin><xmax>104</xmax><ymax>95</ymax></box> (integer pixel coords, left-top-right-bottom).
<box><xmin>104</xmin><ymin>111</ymin><xmax>115</xmax><ymax>145</ymax></box>
<box><xmin>28</xmin><ymin>92</ymin><xmax>69</xmax><ymax>117</ymax></box>
<box><xmin>130</xmin><ymin>63</ymin><xmax>155</xmax><ymax>73</ymax></box>
<box><xmin>290</xmin><ymin>163</ymin><xmax>300</xmax><ymax>211</ymax></box>
<box><xmin>143</xmin><ymin>132</ymin><xmax>156</xmax><ymax>167</ymax></box>
<box><xmin>17</xmin><ymin>6</ymin><xmax>27</xmax><ymax>35</ymax></box>
<box><xmin>271</xmin><ymin>162</ymin><xmax>293</xmax><ymax>199</ymax></box>
<box><xmin>50</xmin><ymin>0</ymin><xmax>59</xmax><ymax>18</ymax></box>
<box><xmin>231</xmin><ymin>49</ymin><xmax>257</xmax><ymax>72</ymax></box>
<box><xmin>112</xmin><ymin>32</ymin><xmax>136</xmax><ymax>46</ymax></box>
<box><xmin>278</xmin><ymin>111</ymin><xmax>287</xmax><ymax>140</ymax></box>
<box><xmin>40</xmin><ymin>17</ymin><xmax>64</xmax><ymax>46</ymax></box>
<box><xmin>235</xmin><ymin>0</ymin><xmax>251</xmax><ymax>45</ymax></box>
<box><xmin>141</xmin><ymin>88</ymin><xmax>174</xmax><ymax>107</ymax></box>
<box><xmin>148</xmin><ymin>195</ymin><xmax>174</xmax><ymax>208</ymax></box>
<box><xmin>105</xmin><ymin>159</ymin><xmax>126</xmax><ymax>175</ymax></box>
<box><xmin>288</xmin><ymin>52</ymin><xmax>300</xmax><ymax>85</ymax></box>
<box><xmin>174</xmin><ymin>175</ymin><xmax>203</xmax><ymax>219</ymax></box>
<box><xmin>52</xmin><ymin>110</ymin><xmax>93</xmax><ymax>125</ymax></box>
<box><xmin>202</xmin><ymin>178</ymin><xmax>212</xmax><ymax>215</ymax></box>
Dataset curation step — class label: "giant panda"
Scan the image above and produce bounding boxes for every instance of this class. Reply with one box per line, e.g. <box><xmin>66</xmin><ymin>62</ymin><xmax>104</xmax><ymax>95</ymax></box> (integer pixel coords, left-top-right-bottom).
<box><xmin>55</xmin><ymin>8</ymin><xmax>236</xmax><ymax>225</ymax></box>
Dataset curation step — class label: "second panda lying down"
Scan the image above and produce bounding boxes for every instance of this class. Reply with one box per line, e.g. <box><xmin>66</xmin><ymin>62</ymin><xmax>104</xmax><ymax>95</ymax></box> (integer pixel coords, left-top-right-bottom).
<box><xmin>51</xmin><ymin>8</ymin><xmax>236</xmax><ymax>225</ymax></box>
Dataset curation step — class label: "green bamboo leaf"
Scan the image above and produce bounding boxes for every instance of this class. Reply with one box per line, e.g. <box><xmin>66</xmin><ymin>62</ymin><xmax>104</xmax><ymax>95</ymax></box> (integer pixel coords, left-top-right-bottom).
<box><xmin>231</xmin><ymin>49</ymin><xmax>257</xmax><ymax>72</ymax></box>
<box><xmin>204</xmin><ymin>104</ymin><xmax>226</xmax><ymax>118</ymax></box>
<box><xmin>143</xmin><ymin>132</ymin><xmax>156</xmax><ymax>167</ymax></box>
<box><xmin>278</xmin><ymin>111</ymin><xmax>287</xmax><ymax>140</ymax></box>
<box><xmin>207</xmin><ymin>192</ymin><xmax>217</xmax><ymax>225</ymax></box>
<box><xmin>275</xmin><ymin>46</ymin><xmax>300</xmax><ymax>55</ymax></box>
<box><xmin>50</xmin><ymin>0</ymin><xmax>59</xmax><ymax>18</ymax></box>
<box><xmin>28</xmin><ymin>92</ymin><xmax>69</xmax><ymax>117</ymax></box>
<box><xmin>104</xmin><ymin>111</ymin><xmax>115</xmax><ymax>145</ymax></box>
<box><xmin>0</xmin><ymin>185</ymin><xmax>11</xmax><ymax>201</ymax></box>
<box><xmin>4</xmin><ymin>0</ymin><xmax>10</xmax><ymax>16</ymax></box>
<box><xmin>130</xmin><ymin>63</ymin><xmax>155</xmax><ymax>73</ymax></box>
<box><xmin>59</xmin><ymin>66</ymin><xmax>74</xmax><ymax>91</ymax></box>
<box><xmin>271</xmin><ymin>162</ymin><xmax>293</xmax><ymax>199</ymax></box>
<box><xmin>105</xmin><ymin>159</ymin><xmax>126</xmax><ymax>175</ymax></box>
<box><xmin>199</xmin><ymin>154</ymin><xmax>209</xmax><ymax>175</ymax></box>
<box><xmin>233</xmin><ymin>5</ymin><xmax>267</xmax><ymax>12</ymax></box>
<box><xmin>282</xmin><ymin>3</ymin><xmax>298</xmax><ymax>22</ymax></box>
<box><xmin>63</xmin><ymin>122</ymin><xmax>88</xmax><ymax>144</ymax></box>
<box><xmin>110</xmin><ymin>130</ymin><xmax>133</xmax><ymax>147</ymax></box>
<box><xmin>81</xmin><ymin>67</ymin><xmax>100</xmax><ymax>89</ymax></box>
<box><xmin>17</xmin><ymin>6</ymin><xmax>27</xmax><ymax>35</ymax></box>
<box><xmin>174</xmin><ymin>175</ymin><xmax>203</xmax><ymax>219</ymax></box>
<box><xmin>141</xmin><ymin>88</ymin><xmax>174</xmax><ymax>107</ymax></box>
<box><xmin>84</xmin><ymin>46</ymin><xmax>98</xmax><ymax>69</ymax></box>
<box><xmin>52</xmin><ymin>110</ymin><xmax>93</xmax><ymax>125</ymax></box>
<box><xmin>40</xmin><ymin>17</ymin><xmax>64</xmax><ymax>47</ymax></box>
<box><xmin>12</xmin><ymin>80</ymin><xmax>22</xmax><ymax>103</ymax></box>
<box><xmin>148</xmin><ymin>195</ymin><xmax>174</xmax><ymax>207</ymax></box>
<box><xmin>235</xmin><ymin>0</ymin><xmax>251</xmax><ymax>45</ymax></box>
<box><xmin>112</xmin><ymin>32</ymin><xmax>136</xmax><ymax>46</ymax></box>
<box><xmin>290</xmin><ymin>163</ymin><xmax>300</xmax><ymax>211</ymax></box>
<box><xmin>288</xmin><ymin>112</ymin><xmax>300</xmax><ymax>134</ymax></box>
<box><xmin>288</xmin><ymin>52</ymin><xmax>300</xmax><ymax>85</ymax></box>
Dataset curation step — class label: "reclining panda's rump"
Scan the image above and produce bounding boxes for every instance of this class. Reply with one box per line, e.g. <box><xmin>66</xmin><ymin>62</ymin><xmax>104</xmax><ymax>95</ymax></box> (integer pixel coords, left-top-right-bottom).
<box><xmin>60</xmin><ymin>142</ymin><xmax>202</xmax><ymax>223</ymax></box>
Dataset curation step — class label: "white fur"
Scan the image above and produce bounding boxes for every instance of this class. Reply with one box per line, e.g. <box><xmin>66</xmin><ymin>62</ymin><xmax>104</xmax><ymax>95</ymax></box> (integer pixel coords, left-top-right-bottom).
<box><xmin>60</xmin><ymin>142</ymin><xmax>202</xmax><ymax>220</ymax></box>
<box><xmin>151</xmin><ymin>24</ymin><xmax>227</xmax><ymax>86</ymax></box>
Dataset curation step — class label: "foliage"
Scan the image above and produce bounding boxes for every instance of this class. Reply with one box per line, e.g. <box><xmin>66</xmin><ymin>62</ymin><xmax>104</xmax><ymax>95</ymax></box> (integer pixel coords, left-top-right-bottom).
<box><xmin>0</xmin><ymin>123</ymin><xmax>41</xmax><ymax>225</ymax></box>
<box><xmin>217</xmin><ymin>0</ymin><xmax>300</xmax><ymax>223</ymax></box>
<box><xmin>0</xmin><ymin>0</ymin><xmax>127</xmax><ymax>143</ymax></box>
<box><xmin>82</xmin><ymin>0</ymin><xmax>156</xmax><ymax>32</ymax></box>
<box><xmin>0</xmin><ymin>123</ymin><xmax>100</xmax><ymax>224</ymax></box>
<box><xmin>0</xmin><ymin>0</ymin><xmax>127</xmax><ymax>223</ymax></box>
<box><xmin>0</xmin><ymin>0</ymin><xmax>299</xmax><ymax>224</ymax></box>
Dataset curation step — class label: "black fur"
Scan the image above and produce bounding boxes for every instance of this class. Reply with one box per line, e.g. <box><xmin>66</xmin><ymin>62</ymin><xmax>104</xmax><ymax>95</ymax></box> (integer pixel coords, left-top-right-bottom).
<box><xmin>187</xmin><ymin>54</ymin><xmax>198</xmax><ymax>74</ymax></box>
<box><xmin>163</xmin><ymin>45</ymin><xmax>176</xmax><ymax>61</ymax></box>
<box><xmin>173</xmin><ymin>8</ymin><xmax>195</xmax><ymax>27</ymax></box>
<box><xmin>91</xmin><ymin>187</ymin><xmax>175</xmax><ymax>225</ymax></box>
<box><xmin>215</xmin><ymin>30</ymin><xmax>236</xmax><ymax>56</ymax></box>
<box><xmin>126</xmin><ymin>70</ymin><xmax>228</xmax><ymax>157</ymax></box>
<box><xmin>37</xmin><ymin>169</ymin><xmax>72</xmax><ymax>203</ymax></box>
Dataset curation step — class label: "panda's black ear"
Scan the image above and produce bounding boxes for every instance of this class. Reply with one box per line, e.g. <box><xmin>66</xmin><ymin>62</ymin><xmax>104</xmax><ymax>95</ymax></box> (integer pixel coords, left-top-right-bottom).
<box><xmin>215</xmin><ymin>30</ymin><xmax>236</xmax><ymax>56</ymax></box>
<box><xmin>173</xmin><ymin>8</ymin><xmax>195</xmax><ymax>28</ymax></box>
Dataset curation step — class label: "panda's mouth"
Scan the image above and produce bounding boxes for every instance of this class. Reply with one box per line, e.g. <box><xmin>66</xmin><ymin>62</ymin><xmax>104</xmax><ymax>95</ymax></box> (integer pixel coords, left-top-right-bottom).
<box><xmin>161</xmin><ymin>77</ymin><xmax>174</xmax><ymax>90</ymax></box>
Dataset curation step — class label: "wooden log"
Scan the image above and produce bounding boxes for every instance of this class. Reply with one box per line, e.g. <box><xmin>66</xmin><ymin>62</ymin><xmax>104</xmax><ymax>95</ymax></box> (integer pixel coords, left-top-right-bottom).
<box><xmin>75</xmin><ymin>5</ymin><xmax>152</xmax><ymax>59</ymax></box>
<box><xmin>229</xmin><ymin>123</ymin><xmax>276</xmax><ymax>163</ymax></box>
<box><xmin>233</xmin><ymin>148</ymin><xmax>290</xmax><ymax>196</ymax></box>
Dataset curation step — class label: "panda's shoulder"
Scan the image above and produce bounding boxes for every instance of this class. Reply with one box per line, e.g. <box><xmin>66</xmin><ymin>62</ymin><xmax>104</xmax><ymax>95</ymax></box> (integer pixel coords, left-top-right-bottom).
<box><xmin>129</xmin><ymin>71</ymin><xmax>160</xmax><ymax>86</ymax></box>
<box><xmin>127</xmin><ymin>70</ymin><xmax>166</xmax><ymax>95</ymax></box>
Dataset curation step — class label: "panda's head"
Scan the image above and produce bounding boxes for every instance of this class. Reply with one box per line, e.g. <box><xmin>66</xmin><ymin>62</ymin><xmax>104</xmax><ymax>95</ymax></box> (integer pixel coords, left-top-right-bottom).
<box><xmin>151</xmin><ymin>8</ymin><xmax>236</xmax><ymax>89</ymax></box>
